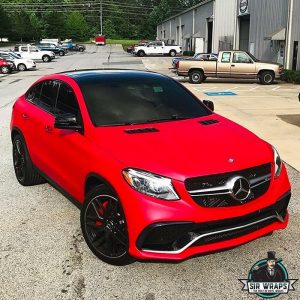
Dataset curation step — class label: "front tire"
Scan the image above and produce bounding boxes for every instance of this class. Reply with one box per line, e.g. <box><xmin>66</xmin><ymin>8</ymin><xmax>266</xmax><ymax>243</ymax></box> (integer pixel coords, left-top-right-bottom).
<box><xmin>59</xmin><ymin>51</ymin><xmax>65</xmax><ymax>56</ymax></box>
<box><xmin>81</xmin><ymin>185</ymin><xmax>134</xmax><ymax>266</ymax></box>
<box><xmin>42</xmin><ymin>55</ymin><xmax>51</xmax><ymax>62</ymax></box>
<box><xmin>137</xmin><ymin>50</ymin><xmax>145</xmax><ymax>57</ymax></box>
<box><xmin>12</xmin><ymin>134</ymin><xmax>46</xmax><ymax>186</ymax></box>
<box><xmin>1</xmin><ymin>66</ymin><xmax>10</xmax><ymax>74</ymax></box>
<box><xmin>17</xmin><ymin>63</ymin><xmax>26</xmax><ymax>71</ymax></box>
<box><xmin>259</xmin><ymin>71</ymin><xmax>275</xmax><ymax>85</ymax></box>
<box><xmin>189</xmin><ymin>70</ymin><xmax>204</xmax><ymax>84</ymax></box>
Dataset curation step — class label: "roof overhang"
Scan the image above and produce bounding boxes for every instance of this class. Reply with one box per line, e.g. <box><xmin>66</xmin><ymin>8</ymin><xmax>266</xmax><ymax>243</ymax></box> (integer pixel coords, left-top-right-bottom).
<box><xmin>192</xmin><ymin>32</ymin><xmax>205</xmax><ymax>38</ymax></box>
<box><xmin>264</xmin><ymin>28</ymin><xmax>286</xmax><ymax>41</ymax></box>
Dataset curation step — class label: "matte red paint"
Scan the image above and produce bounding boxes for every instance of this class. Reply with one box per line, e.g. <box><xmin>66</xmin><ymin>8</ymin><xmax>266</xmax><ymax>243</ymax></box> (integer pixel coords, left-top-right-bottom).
<box><xmin>10</xmin><ymin>73</ymin><xmax>291</xmax><ymax>261</ymax></box>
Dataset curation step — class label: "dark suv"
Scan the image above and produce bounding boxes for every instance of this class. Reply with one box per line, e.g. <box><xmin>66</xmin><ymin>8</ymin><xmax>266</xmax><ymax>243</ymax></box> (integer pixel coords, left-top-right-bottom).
<box><xmin>34</xmin><ymin>43</ymin><xmax>66</xmax><ymax>56</ymax></box>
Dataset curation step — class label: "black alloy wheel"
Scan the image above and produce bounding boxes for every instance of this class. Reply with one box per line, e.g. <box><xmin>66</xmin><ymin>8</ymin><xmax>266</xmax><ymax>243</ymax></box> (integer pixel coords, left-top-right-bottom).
<box><xmin>12</xmin><ymin>134</ymin><xmax>46</xmax><ymax>186</ymax></box>
<box><xmin>81</xmin><ymin>186</ymin><xmax>134</xmax><ymax>265</ymax></box>
<box><xmin>13</xmin><ymin>137</ymin><xmax>26</xmax><ymax>183</ymax></box>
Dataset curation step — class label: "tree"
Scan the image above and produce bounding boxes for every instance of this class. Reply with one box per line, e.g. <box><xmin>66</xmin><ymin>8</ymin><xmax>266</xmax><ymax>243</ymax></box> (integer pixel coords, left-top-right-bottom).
<box><xmin>0</xmin><ymin>5</ymin><xmax>12</xmax><ymax>39</ymax></box>
<box><xmin>65</xmin><ymin>12</ymin><xmax>89</xmax><ymax>41</ymax></box>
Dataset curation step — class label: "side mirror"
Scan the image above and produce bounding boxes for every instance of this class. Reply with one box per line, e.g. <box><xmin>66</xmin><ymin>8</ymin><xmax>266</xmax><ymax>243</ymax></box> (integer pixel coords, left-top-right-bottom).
<box><xmin>54</xmin><ymin>114</ymin><xmax>82</xmax><ymax>131</ymax></box>
<box><xmin>203</xmin><ymin>100</ymin><xmax>214</xmax><ymax>112</ymax></box>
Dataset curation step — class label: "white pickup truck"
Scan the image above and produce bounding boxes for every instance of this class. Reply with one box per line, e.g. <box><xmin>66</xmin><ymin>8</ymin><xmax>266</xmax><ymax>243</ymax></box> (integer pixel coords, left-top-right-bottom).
<box><xmin>134</xmin><ymin>41</ymin><xmax>182</xmax><ymax>57</ymax></box>
<box><xmin>14</xmin><ymin>45</ymin><xmax>55</xmax><ymax>62</ymax></box>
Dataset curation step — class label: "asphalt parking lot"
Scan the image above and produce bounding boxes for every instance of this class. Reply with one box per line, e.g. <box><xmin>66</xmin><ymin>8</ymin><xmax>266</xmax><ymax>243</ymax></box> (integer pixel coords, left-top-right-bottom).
<box><xmin>0</xmin><ymin>45</ymin><xmax>299</xmax><ymax>300</ymax></box>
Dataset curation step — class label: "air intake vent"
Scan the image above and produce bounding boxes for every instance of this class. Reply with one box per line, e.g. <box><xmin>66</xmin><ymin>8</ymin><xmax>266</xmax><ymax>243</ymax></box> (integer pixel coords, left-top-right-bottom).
<box><xmin>125</xmin><ymin>128</ymin><xmax>159</xmax><ymax>134</ymax></box>
<box><xmin>199</xmin><ymin>119</ymin><xmax>219</xmax><ymax>126</ymax></box>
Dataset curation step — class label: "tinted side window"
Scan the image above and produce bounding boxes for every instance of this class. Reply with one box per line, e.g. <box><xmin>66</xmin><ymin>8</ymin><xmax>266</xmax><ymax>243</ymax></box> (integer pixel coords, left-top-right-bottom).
<box><xmin>55</xmin><ymin>83</ymin><xmax>80</xmax><ymax>116</ymax></box>
<box><xmin>26</xmin><ymin>83</ymin><xmax>43</xmax><ymax>103</ymax></box>
<box><xmin>39</xmin><ymin>80</ymin><xmax>59</xmax><ymax>113</ymax></box>
<box><xmin>221</xmin><ymin>52</ymin><xmax>231</xmax><ymax>63</ymax></box>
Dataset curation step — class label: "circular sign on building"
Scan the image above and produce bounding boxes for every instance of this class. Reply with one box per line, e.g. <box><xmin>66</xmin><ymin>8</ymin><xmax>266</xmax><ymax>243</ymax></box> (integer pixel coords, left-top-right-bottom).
<box><xmin>239</xmin><ymin>0</ymin><xmax>249</xmax><ymax>15</ymax></box>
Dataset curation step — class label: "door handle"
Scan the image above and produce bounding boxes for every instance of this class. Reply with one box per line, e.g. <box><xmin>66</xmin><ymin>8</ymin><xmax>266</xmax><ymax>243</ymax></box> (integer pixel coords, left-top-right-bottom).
<box><xmin>231</xmin><ymin>64</ymin><xmax>235</xmax><ymax>67</ymax></box>
<box><xmin>44</xmin><ymin>125</ymin><xmax>53</xmax><ymax>133</ymax></box>
<box><xmin>22</xmin><ymin>113</ymin><xmax>29</xmax><ymax>120</ymax></box>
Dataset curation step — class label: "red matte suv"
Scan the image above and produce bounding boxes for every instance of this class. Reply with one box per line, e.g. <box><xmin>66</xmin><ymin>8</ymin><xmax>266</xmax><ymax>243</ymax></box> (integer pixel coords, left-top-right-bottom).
<box><xmin>10</xmin><ymin>70</ymin><xmax>291</xmax><ymax>265</ymax></box>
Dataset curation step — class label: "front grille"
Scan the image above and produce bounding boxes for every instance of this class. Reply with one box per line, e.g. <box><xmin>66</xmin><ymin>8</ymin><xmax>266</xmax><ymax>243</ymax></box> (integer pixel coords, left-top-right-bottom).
<box><xmin>137</xmin><ymin>191</ymin><xmax>290</xmax><ymax>252</ymax></box>
<box><xmin>185</xmin><ymin>163</ymin><xmax>271</xmax><ymax>207</ymax></box>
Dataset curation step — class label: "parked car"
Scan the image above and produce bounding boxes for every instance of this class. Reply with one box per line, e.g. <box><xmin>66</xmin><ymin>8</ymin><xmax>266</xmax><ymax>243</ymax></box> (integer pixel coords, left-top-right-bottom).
<box><xmin>40</xmin><ymin>39</ymin><xmax>60</xmax><ymax>46</ymax></box>
<box><xmin>33</xmin><ymin>43</ymin><xmax>66</xmax><ymax>56</ymax></box>
<box><xmin>134</xmin><ymin>41</ymin><xmax>182</xmax><ymax>57</ymax></box>
<box><xmin>127</xmin><ymin>41</ymin><xmax>148</xmax><ymax>53</ymax></box>
<box><xmin>14</xmin><ymin>45</ymin><xmax>55</xmax><ymax>62</ymax></box>
<box><xmin>11</xmin><ymin>70</ymin><xmax>291</xmax><ymax>265</ymax></box>
<box><xmin>175</xmin><ymin>50</ymin><xmax>283</xmax><ymax>84</ymax></box>
<box><xmin>0</xmin><ymin>51</ymin><xmax>36</xmax><ymax>71</ymax></box>
<box><xmin>61</xmin><ymin>41</ymin><xmax>86</xmax><ymax>52</ymax></box>
<box><xmin>0</xmin><ymin>58</ymin><xmax>13</xmax><ymax>74</ymax></box>
<box><xmin>95</xmin><ymin>35</ymin><xmax>106</xmax><ymax>45</ymax></box>
<box><xmin>172</xmin><ymin>53</ymin><xmax>218</xmax><ymax>68</ymax></box>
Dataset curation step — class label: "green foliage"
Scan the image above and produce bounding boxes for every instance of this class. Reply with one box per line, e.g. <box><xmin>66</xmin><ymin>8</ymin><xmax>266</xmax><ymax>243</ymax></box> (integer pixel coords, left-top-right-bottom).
<box><xmin>0</xmin><ymin>5</ymin><xmax>12</xmax><ymax>39</ymax></box>
<box><xmin>65</xmin><ymin>12</ymin><xmax>89</xmax><ymax>41</ymax></box>
<box><xmin>281</xmin><ymin>70</ymin><xmax>300</xmax><ymax>84</ymax></box>
<box><xmin>0</xmin><ymin>0</ymin><xmax>204</xmax><ymax>41</ymax></box>
<box><xmin>183</xmin><ymin>51</ymin><xmax>195</xmax><ymax>56</ymax></box>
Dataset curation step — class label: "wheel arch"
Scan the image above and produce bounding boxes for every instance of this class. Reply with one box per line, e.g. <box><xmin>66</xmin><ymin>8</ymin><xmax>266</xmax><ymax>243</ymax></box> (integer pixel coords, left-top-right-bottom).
<box><xmin>84</xmin><ymin>173</ymin><xmax>118</xmax><ymax>202</ymax></box>
<box><xmin>257</xmin><ymin>69</ymin><xmax>275</xmax><ymax>78</ymax></box>
<box><xmin>11</xmin><ymin>126</ymin><xmax>25</xmax><ymax>142</ymax></box>
<box><xmin>188</xmin><ymin>68</ymin><xmax>205</xmax><ymax>76</ymax></box>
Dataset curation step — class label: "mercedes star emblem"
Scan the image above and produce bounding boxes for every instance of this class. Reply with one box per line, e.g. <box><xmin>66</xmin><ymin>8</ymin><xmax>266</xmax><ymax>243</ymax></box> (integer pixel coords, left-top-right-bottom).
<box><xmin>228</xmin><ymin>176</ymin><xmax>251</xmax><ymax>202</ymax></box>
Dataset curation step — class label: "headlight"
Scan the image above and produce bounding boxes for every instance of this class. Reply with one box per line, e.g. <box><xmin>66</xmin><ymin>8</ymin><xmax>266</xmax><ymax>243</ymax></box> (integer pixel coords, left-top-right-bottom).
<box><xmin>273</xmin><ymin>147</ymin><xmax>282</xmax><ymax>178</ymax></box>
<box><xmin>122</xmin><ymin>168</ymin><xmax>179</xmax><ymax>200</ymax></box>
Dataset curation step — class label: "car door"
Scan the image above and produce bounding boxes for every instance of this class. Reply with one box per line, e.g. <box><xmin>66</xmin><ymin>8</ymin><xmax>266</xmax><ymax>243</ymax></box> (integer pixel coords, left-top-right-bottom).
<box><xmin>154</xmin><ymin>41</ymin><xmax>164</xmax><ymax>55</ymax></box>
<box><xmin>29</xmin><ymin>46</ymin><xmax>41</xmax><ymax>60</ymax></box>
<box><xmin>44</xmin><ymin>82</ymin><xmax>89</xmax><ymax>199</ymax></box>
<box><xmin>230</xmin><ymin>52</ymin><xmax>256</xmax><ymax>78</ymax></box>
<box><xmin>217</xmin><ymin>52</ymin><xmax>232</xmax><ymax>78</ymax></box>
<box><xmin>20</xmin><ymin>46</ymin><xmax>30</xmax><ymax>59</ymax></box>
<box><xmin>22</xmin><ymin>80</ymin><xmax>58</xmax><ymax>174</ymax></box>
<box><xmin>146</xmin><ymin>42</ymin><xmax>156</xmax><ymax>55</ymax></box>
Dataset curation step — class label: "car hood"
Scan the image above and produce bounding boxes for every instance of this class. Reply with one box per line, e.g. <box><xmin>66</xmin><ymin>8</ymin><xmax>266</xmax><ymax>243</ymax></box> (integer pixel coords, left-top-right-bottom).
<box><xmin>92</xmin><ymin>114</ymin><xmax>272</xmax><ymax>181</ymax></box>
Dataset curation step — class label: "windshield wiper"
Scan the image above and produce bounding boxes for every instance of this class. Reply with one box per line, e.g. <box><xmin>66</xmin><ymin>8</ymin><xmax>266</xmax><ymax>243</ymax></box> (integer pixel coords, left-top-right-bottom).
<box><xmin>143</xmin><ymin>115</ymin><xmax>194</xmax><ymax>123</ymax></box>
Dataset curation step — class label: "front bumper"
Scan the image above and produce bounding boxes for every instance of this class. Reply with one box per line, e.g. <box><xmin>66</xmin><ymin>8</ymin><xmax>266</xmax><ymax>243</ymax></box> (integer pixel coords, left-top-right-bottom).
<box><xmin>117</xmin><ymin>164</ymin><xmax>291</xmax><ymax>261</ymax></box>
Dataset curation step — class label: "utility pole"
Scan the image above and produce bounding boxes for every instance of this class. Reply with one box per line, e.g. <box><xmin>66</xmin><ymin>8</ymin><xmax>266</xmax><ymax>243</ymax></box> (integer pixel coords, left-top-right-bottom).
<box><xmin>100</xmin><ymin>0</ymin><xmax>103</xmax><ymax>35</ymax></box>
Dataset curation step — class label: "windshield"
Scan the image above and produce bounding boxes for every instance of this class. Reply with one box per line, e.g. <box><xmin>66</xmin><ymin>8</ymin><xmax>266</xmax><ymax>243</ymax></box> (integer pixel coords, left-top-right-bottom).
<box><xmin>247</xmin><ymin>52</ymin><xmax>259</xmax><ymax>62</ymax></box>
<box><xmin>8</xmin><ymin>52</ymin><xmax>20</xmax><ymax>59</ymax></box>
<box><xmin>77</xmin><ymin>75</ymin><xmax>211</xmax><ymax>126</ymax></box>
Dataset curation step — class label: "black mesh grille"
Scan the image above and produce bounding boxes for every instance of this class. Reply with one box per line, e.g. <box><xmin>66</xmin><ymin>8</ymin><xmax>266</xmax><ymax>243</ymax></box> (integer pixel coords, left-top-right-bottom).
<box><xmin>137</xmin><ymin>192</ymin><xmax>290</xmax><ymax>251</ymax></box>
<box><xmin>185</xmin><ymin>164</ymin><xmax>271</xmax><ymax>207</ymax></box>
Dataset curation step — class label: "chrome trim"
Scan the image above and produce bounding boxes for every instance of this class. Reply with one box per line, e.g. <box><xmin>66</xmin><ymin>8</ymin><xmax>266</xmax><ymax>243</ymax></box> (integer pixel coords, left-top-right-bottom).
<box><xmin>188</xmin><ymin>174</ymin><xmax>271</xmax><ymax>197</ymax></box>
<box><xmin>142</xmin><ymin>213</ymin><xmax>283</xmax><ymax>254</ymax></box>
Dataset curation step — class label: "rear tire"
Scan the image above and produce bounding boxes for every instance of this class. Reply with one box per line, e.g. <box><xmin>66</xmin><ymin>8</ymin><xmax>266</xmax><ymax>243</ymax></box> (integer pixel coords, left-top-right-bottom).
<box><xmin>169</xmin><ymin>50</ymin><xmax>176</xmax><ymax>57</ymax></box>
<box><xmin>12</xmin><ymin>134</ymin><xmax>46</xmax><ymax>186</ymax></box>
<box><xmin>59</xmin><ymin>51</ymin><xmax>65</xmax><ymax>56</ymax></box>
<box><xmin>79</xmin><ymin>48</ymin><xmax>84</xmax><ymax>52</ymax></box>
<box><xmin>189</xmin><ymin>70</ymin><xmax>204</xmax><ymax>84</ymax></box>
<box><xmin>259</xmin><ymin>71</ymin><xmax>275</xmax><ymax>85</ymax></box>
<box><xmin>17</xmin><ymin>63</ymin><xmax>26</xmax><ymax>71</ymax></box>
<box><xmin>81</xmin><ymin>185</ymin><xmax>134</xmax><ymax>266</ymax></box>
<box><xmin>42</xmin><ymin>55</ymin><xmax>51</xmax><ymax>62</ymax></box>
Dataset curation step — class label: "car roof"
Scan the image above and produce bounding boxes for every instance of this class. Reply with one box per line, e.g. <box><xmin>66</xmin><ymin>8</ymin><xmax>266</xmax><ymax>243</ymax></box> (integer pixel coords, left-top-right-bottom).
<box><xmin>61</xmin><ymin>69</ymin><xmax>168</xmax><ymax>82</ymax></box>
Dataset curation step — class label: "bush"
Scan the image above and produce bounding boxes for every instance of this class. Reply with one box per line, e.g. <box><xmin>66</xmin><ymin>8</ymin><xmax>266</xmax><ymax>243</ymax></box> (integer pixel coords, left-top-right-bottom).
<box><xmin>281</xmin><ymin>69</ymin><xmax>300</xmax><ymax>84</ymax></box>
<box><xmin>183</xmin><ymin>51</ymin><xmax>195</xmax><ymax>56</ymax></box>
